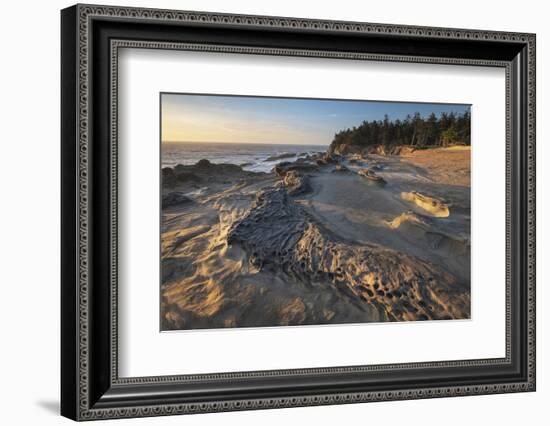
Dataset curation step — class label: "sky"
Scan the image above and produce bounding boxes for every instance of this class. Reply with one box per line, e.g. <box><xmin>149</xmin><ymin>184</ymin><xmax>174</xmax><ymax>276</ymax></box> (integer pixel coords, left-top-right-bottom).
<box><xmin>161</xmin><ymin>93</ymin><xmax>470</xmax><ymax>146</ymax></box>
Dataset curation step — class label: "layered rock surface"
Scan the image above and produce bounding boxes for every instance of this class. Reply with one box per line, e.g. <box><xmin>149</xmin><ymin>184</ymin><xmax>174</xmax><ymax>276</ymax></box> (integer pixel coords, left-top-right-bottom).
<box><xmin>228</xmin><ymin>188</ymin><xmax>469</xmax><ymax>321</ymax></box>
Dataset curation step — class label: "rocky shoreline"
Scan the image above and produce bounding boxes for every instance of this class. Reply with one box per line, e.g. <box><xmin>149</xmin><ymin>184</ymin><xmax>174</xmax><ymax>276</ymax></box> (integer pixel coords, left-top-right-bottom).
<box><xmin>161</xmin><ymin>145</ymin><xmax>471</xmax><ymax>330</ymax></box>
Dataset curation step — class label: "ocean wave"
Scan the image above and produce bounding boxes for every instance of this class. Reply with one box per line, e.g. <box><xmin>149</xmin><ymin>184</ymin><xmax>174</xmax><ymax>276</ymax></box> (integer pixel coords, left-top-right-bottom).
<box><xmin>162</xmin><ymin>142</ymin><xmax>327</xmax><ymax>173</ymax></box>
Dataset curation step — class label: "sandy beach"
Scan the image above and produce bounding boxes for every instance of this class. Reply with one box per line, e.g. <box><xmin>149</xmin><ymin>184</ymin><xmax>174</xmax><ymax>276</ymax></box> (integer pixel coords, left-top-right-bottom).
<box><xmin>160</xmin><ymin>145</ymin><xmax>471</xmax><ymax>330</ymax></box>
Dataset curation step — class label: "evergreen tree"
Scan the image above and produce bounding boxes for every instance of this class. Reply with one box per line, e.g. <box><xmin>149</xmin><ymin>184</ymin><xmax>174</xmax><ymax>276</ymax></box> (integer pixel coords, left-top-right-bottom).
<box><xmin>331</xmin><ymin>110</ymin><xmax>470</xmax><ymax>149</ymax></box>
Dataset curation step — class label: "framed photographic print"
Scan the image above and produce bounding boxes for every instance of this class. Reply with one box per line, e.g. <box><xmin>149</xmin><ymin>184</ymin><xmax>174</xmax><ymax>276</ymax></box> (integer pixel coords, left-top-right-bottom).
<box><xmin>61</xmin><ymin>4</ymin><xmax>536</xmax><ymax>421</ymax></box>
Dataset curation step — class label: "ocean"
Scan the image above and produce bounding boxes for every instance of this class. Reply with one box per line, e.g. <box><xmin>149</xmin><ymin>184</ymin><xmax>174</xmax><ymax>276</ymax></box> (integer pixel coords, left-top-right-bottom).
<box><xmin>162</xmin><ymin>142</ymin><xmax>329</xmax><ymax>173</ymax></box>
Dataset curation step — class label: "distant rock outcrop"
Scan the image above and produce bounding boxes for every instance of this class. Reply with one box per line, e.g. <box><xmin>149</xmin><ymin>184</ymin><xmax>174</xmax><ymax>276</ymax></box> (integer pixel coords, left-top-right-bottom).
<box><xmin>329</xmin><ymin>143</ymin><xmax>416</xmax><ymax>157</ymax></box>
<box><xmin>328</xmin><ymin>143</ymin><xmax>363</xmax><ymax>156</ymax></box>
<box><xmin>358</xmin><ymin>168</ymin><xmax>387</xmax><ymax>184</ymax></box>
<box><xmin>162</xmin><ymin>167</ymin><xmax>177</xmax><ymax>188</ymax></box>
<box><xmin>174</xmin><ymin>165</ymin><xmax>201</xmax><ymax>183</ymax></box>
<box><xmin>162</xmin><ymin>160</ymin><xmax>256</xmax><ymax>188</ymax></box>
<box><xmin>273</xmin><ymin>161</ymin><xmax>319</xmax><ymax>175</ymax></box>
<box><xmin>265</xmin><ymin>152</ymin><xmax>297</xmax><ymax>162</ymax></box>
<box><xmin>193</xmin><ymin>159</ymin><xmax>243</xmax><ymax>173</ymax></box>
<box><xmin>162</xmin><ymin>192</ymin><xmax>193</xmax><ymax>208</ymax></box>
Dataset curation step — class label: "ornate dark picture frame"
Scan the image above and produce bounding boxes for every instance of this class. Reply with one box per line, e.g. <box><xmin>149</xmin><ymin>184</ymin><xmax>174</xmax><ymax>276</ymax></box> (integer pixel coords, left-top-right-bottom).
<box><xmin>61</xmin><ymin>4</ymin><xmax>536</xmax><ymax>421</ymax></box>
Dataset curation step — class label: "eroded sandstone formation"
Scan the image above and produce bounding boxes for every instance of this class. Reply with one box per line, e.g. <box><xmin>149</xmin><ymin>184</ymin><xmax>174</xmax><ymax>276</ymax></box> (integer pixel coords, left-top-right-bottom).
<box><xmin>227</xmin><ymin>188</ymin><xmax>469</xmax><ymax>321</ymax></box>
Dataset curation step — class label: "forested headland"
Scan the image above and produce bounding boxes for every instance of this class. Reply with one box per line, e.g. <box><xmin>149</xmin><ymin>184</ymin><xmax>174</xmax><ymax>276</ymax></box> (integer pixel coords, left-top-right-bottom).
<box><xmin>330</xmin><ymin>111</ymin><xmax>471</xmax><ymax>151</ymax></box>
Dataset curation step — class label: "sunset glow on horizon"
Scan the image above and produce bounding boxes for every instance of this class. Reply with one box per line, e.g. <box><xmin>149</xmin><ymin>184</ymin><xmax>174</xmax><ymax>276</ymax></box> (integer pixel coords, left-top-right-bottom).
<box><xmin>161</xmin><ymin>93</ymin><xmax>470</xmax><ymax>146</ymax></box>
